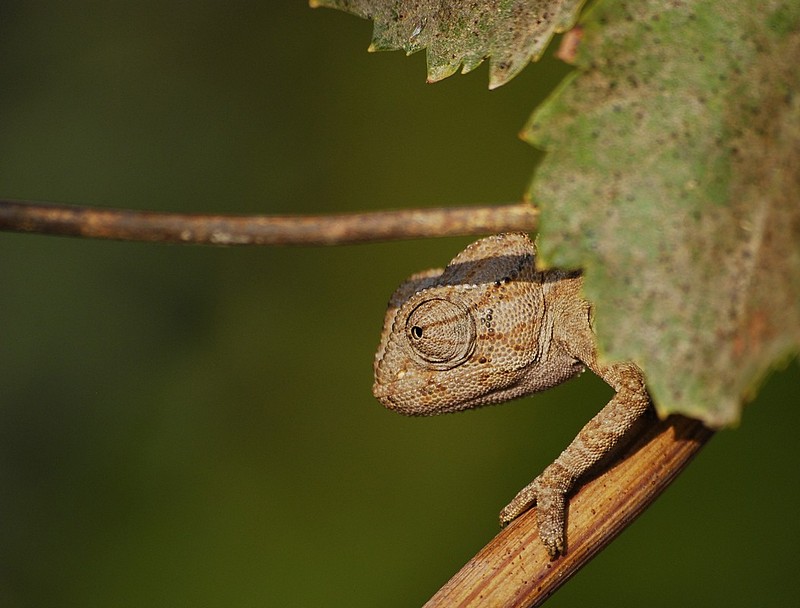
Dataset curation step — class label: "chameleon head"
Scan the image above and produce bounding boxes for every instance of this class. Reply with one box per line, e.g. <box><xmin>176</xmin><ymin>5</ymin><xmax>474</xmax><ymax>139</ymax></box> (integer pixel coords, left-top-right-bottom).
<box><xmin>373</xmin><ymin>233</ymin><xmax>549</xmax><ymax>415</ymax></box>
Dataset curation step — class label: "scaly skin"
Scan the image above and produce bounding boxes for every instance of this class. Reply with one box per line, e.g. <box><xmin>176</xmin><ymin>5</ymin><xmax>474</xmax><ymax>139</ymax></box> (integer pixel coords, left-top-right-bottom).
<box><xmin>373</xmin><ymin>233</ymin><xmax>650</xmax><ymax>557</ymax></box>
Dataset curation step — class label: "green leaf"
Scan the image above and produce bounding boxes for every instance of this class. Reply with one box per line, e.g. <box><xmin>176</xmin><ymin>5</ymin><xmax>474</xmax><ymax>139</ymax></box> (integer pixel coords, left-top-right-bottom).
<box><xmin>311</xmin><ymin>0</ymin><xmax>585</xmax><ymax>88</ymax></box>
<box><xmin>526</xmin><ymin>0</ymin><xmax>800</xmax><ymax>426</ymax></box>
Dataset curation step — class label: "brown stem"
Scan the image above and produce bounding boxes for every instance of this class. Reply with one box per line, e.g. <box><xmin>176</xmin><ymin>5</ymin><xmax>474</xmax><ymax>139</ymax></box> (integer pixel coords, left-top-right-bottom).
<box><xmin>0</xmin><ymin>199</ymin><xmax>539</xmax><ymax>246</ymax></box>
<box><xmin>424</xmin><ymin>414</ymin><xmax>713</xmax><ymax>608</ymax></box>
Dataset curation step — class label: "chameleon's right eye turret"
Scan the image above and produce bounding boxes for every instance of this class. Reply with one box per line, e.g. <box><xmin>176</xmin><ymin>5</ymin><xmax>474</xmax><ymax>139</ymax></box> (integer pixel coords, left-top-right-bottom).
<box><xmin>404</xmin><ymin>298</ymin><xmax>476</xmax><ymax>369</ymax></box>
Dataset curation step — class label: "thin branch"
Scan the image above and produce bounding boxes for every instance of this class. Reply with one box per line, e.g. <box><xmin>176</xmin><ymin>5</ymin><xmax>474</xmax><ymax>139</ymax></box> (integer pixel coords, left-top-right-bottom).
<box><xmin>425</xmin><ymin>414</ymin><xmax>714</xmax><ymax>608</ymax></box>
<box><xmin>0</xmin><ymin>199</ymin><xmax>539</xmax><ymax>246</ymax></box>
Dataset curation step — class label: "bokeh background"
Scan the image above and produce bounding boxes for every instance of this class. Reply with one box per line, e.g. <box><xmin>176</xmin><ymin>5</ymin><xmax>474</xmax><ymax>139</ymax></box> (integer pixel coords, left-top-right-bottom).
<box><xmin>1</xmin><ymin>3</ymin><xmax>798</xmax><ymax>606</ymax></box>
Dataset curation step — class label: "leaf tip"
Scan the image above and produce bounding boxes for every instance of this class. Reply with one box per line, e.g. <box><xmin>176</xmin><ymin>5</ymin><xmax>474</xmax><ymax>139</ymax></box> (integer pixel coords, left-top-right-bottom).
<box><xmin>426</xmin><ymin>63</ymin><xmax>459</xmax><ymax>84</ymax></box>
<box><xmin>555</xmin><ymin>26</ymin><xmax>584</xmax><ymax>64</ymax></box>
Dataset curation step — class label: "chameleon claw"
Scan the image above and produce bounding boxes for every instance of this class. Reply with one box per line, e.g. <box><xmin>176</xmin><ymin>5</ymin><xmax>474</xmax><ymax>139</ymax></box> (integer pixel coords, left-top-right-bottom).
<box><xmin>499</xmin><ymin>477</ymin><xmax>567</xmax><ymax>557</ymax></box>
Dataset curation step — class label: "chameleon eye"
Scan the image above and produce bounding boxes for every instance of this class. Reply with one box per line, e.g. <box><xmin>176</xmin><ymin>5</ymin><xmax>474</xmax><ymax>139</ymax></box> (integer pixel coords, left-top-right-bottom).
<box><xmin>405</xmin><ymin>298</ymin><xmax>476</xmax><ymax>368</ymax></box>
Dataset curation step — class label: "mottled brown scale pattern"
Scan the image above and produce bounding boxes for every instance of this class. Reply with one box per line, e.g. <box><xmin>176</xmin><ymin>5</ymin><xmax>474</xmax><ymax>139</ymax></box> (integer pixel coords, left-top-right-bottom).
<box><xmin>373</xmin><ymin>233</ymin><xmax>651</xmax><ymax>557</ymax></box>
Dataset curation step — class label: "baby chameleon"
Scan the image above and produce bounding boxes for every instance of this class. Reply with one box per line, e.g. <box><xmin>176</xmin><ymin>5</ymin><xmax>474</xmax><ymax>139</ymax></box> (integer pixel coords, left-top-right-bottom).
<box><xmin>373</xmin><ymin>233</ymin><xmax>650</xmax><ymax>557</ymax></box>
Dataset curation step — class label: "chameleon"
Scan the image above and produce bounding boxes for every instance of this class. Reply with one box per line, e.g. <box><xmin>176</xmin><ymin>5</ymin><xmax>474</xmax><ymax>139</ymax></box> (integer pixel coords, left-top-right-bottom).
<box><xmin>373</xmin><ymin>232</ymin><xmax>651</xmax><ymax>557</ymax></box>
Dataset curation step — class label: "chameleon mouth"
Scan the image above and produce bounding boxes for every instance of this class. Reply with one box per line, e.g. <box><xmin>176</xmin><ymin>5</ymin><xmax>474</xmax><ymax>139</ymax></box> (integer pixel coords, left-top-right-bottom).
<box><xmin>376</xmin><ymin>392</ymin><xmax>417</xmax><ymax>416</ymax></box>
<box><xmin>372</xmin><ymin>381</ymin><xmax>447</xmax><ymax>417</ymax></box>
<box><xmin>372</xmin><ymin>380</ymin><xmax>403</xmax><ymax>411</ymax></box>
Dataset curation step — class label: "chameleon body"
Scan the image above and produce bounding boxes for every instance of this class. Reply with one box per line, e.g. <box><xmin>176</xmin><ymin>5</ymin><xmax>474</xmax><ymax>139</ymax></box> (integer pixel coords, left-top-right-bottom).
<box><xmin>373</xmin><ymin>233</ymin><xmax>650</xmax><ymax>557</ymax></box>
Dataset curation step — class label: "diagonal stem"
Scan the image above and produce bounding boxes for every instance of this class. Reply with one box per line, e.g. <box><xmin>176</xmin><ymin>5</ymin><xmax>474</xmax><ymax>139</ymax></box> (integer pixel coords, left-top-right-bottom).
<box><xmin>424</xmin><ymin>414</ymin><xmax>713</xmax><ymax>608</ymax></box>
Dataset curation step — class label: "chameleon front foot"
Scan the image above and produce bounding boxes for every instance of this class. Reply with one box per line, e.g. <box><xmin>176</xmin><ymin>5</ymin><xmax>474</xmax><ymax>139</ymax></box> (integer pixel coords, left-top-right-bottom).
<box><xmin>499</xmin><ymin>477</ymin><xmax>568</xmax><ymax>558</ymax></box>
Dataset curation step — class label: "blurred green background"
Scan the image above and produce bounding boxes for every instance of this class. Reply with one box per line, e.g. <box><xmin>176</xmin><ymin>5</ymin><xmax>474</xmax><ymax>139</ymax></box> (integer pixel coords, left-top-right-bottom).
<box><xmin>1</xmin><ymin>3</ymin><xmax>798</xmax><ymax>606</ymax></box>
